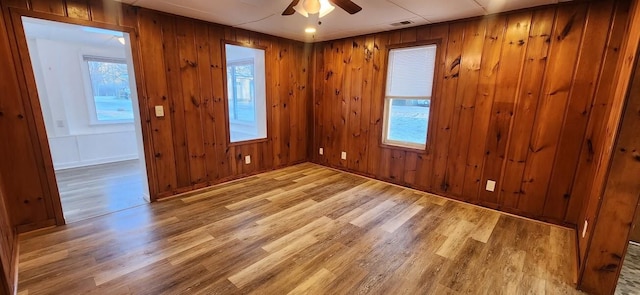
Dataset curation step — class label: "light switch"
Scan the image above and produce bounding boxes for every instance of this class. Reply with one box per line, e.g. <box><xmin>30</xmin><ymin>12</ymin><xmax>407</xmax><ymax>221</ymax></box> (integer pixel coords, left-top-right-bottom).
<box><xmin>155</xmin><ymin>105</ymin><xmax>165</xmax><ymax>117</ymax></box>
<box><xmin>485</xmin><ymin>180</ymin><xmax>496</xmax><ymax>192</ymax></box>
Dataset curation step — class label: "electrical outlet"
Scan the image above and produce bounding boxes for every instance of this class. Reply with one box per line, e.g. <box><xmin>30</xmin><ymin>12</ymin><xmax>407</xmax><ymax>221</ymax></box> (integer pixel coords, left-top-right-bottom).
<box><xmin>341</xmin><ymin>151</ymin><xmax>347</xmax><ymax>160</ymax></box>
<box><xmin>244</xmin><ymin>155</ymin><xmax>251</xmax><ymax>164</ymax></box>
<box><xmin>155</xmin><ymin>105</ymin><xmax>165</xmax><ymax>117</ymax></box>
<box><xmin>319</xmin><ymin>148</ymin><xmax>324</xmax><ymax>155</ymax></box>
<box><xmin>582</xmin><ymin>220</ymin><xmax>588</xmax><ymax>238</ymax></box>
<box><xmin>485</xmin><ymin>180</ymin><xmax>496</xmax><ymax>192</ymax></box>
<box><xmin>56</xmin><ymin>120</ymin><xmax>65</xmax><ymax>128</ymax></box>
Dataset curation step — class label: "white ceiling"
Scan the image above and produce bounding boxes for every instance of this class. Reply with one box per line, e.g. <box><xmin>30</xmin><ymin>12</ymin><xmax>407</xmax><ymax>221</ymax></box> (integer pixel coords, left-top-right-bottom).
<box><xmin>118</xmin><ymin>0</ymin><xmax>568</xmax><ymax>42</ymax></box>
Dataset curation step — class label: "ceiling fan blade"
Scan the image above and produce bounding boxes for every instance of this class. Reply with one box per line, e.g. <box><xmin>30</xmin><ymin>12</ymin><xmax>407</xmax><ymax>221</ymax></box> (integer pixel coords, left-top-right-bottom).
<box><xmin>330</xmin><ymin>0</ymin><xmax>362</xmax><ymax>14</ymax></box>
<box><xmin>282</xmin><ymin>0</ymin><xmax>300</xmax><ymax>15</ymax></box>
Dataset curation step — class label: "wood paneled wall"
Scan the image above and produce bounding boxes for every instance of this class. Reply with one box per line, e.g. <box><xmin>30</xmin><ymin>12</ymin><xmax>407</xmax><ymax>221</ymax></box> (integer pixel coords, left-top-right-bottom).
<box><xmin>0</xmin><ymin>174</ymin><xmax>16</xmax><ymax>295</ymax></box>
<box><xmin>578</xmin><ymin>0</ymin><xmax>640</xmax><ymax>291</ymax></box>
<box><xmin>0</xmin><ymin>0</ymin><xmax>311</xmax><ymax>232</ymax></box>
<box><xmin>311</xmin><ymin>0</ymin><xmax>631</xmax><ymax>226</ymax></box>
<box><xmin>137</xmin><ymin>10</ymin><xmax>311</xmax><ymax>198</ymax></box>
<box><xmin>580</xmin><ymin>56</ymin><xmax>640</xmax><ymax>293</ymax></box>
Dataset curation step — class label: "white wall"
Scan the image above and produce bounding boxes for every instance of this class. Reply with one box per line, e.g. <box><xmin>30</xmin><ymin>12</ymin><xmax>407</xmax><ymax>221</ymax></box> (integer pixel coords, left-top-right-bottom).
<box><xmin>27</xmin><ymin>38</ymin><xmax>138</xmax><ymax>170</ymax></box>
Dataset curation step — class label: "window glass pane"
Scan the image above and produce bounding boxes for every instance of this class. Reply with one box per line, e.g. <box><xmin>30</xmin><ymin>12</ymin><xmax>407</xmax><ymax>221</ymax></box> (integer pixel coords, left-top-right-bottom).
<box><xmin>227</xmin><ymin>62</ymin><xmax>255</xmax><ymax>122</ymax></box>
<box><xmin>386</xmin><ymin>45</ymin><xmax>436</xmax><ymax>97</ymax></box>
<box><xmin>386</xmin><ymin>99</ymin><xmax>430</xmax><ymax>145</ymax></box>
<box><xmin>86</xmin><ymin>59</ymin><xmax>134</xmax><ymax>121</ymax></box>
<box><xmin>225</xmin><ymin>44</ymin><xmax>267</xmax><ymax>143</ymax></box>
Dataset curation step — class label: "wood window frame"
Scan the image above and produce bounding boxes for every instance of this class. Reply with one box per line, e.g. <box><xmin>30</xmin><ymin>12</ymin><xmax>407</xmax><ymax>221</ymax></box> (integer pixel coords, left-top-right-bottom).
<box><xmin>379</xmin><ymin>39</ymin><xmax>442</xmax><ymax>154</ymax></box>
<box><xmin>221</xmin><ymin>40</ymin><xmax>269</xmax><ymax>147</ymax></box>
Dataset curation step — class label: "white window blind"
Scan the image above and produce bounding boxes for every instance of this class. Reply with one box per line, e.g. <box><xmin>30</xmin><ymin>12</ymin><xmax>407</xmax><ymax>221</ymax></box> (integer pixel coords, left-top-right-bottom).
<box><xmin>386</xmin><ymin>45</ymin><xmax>437</xmax><ymax>98</ymax></box>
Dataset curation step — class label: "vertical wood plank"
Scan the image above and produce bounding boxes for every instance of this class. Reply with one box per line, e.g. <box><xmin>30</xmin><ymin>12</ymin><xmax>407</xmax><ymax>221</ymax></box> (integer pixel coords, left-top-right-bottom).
<box><xmin>501</xmin><ymin>8</ymin><xmax>556</xmax><ymax>210</ymax></box>
<box><xmin>568</xmin><ymin>0</ymin><xmax>629</xmax><ymax>225</ymax></box>
<box><xmin>366</xmin><ymin>33</ymin><xmax>390</xmax><ymax>176</ymax></box>
<box><xmin>543</xmin><ymin>1</ymin><xmax>614</xmax><ymax>221</ymax></box>
<box><xmin>161</xmin><ymin>15</ymin><xmax>191</xmax><ymax>188</ymax></box>
<box><xmin>518</xmin><ymin>4</ymin><xmax>588</xmax><ymax>217</ymax></box>
<box><xmin>30</xmin><ymin>0</ymin><xmax>65</xmax><ymax>16</ymax></box>
<box><xmin>477</xmin><ymin>12</ymin><xmax>531</xmax><ymax>207</ymax></box>
<box><xmin>462</xmin><ymin>15</ymin><xmax>506</xmax><ymax>203</ymax></box>
<box><xmin>432</xmin><ymin>22</ymin><xmax>464</xmax><ymax>194</ymax></box>
<box><xmin>207</xmin><ymin>25</ymin><xmax>232</xmax><ymax>179</ymax></box>
<box><xmin>137</xmin><ymin>9</ymin><xmax>177</xmax><ymax>193</ymax></box>
<box><xmin>195</xmin><ymin>21</ymin><xmax>218</xmax><ymax>182</ymax></box>
<box><xmin>446</xmin><ymin>19</ymin><xmax>487</xmax><ymax>199</ymax></box>
<box><xmin>64</xmin><ymin>0</ymin><xmax>90</xmax><ymax>20</ymax></box>
<box><xmin>347</xmin><ymin>37</ymin><xmax>365</xmax><ymax>171</ymax></box>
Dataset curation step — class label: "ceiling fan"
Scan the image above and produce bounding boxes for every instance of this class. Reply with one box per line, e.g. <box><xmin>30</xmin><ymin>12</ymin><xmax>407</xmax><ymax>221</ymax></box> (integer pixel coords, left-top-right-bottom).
<box><xmin>282</xmin><ymin>0</ymin><xmax>362</xmax><ymax>18</ymax></box>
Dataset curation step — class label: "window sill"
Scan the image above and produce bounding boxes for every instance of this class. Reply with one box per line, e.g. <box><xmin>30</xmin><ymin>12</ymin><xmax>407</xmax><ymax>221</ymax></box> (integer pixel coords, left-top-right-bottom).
<box><xmin>229</xmin><ymin>137</ymin><xmax>269</xmax><ymax>147</ymax></box>
<box><xmin>379</xmin><ymin>142</ymin><xmax>428</xmax><ymax>154</ymax></box>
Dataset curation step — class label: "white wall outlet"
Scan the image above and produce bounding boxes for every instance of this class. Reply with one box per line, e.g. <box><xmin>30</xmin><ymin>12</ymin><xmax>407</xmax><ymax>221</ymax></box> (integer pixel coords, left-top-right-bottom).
<box><xmin>582</xmin><ymin>220</ymin><xmax>588</xmax><ymax>238</ymax></box>
<box><xmin>341</xmin><ymin>151</ymin><xmax>347</xmax><ymax>160</ymax></box>
<box><xmin>244</xmin><ymin>155</ymin><xmax>251</xmax><ymax>164</ymax></box>
<box><xmin>485</xmin><ymin>180</ymin><xmax>496</xmax><ymax>192</ymax></box>
<box><xmin>56</xmin><ymin>120</ymin><xmax>65</xmax><ymax>128</ymax></box>
<box><xmin>155</xmin><ymin>105</ymin><xmax>165</xmax><ymax>117</ymax></box>
<box><xmin>319</xmin><ymin>147</ymin><xmax>324</xmax><ymax>155</ymax></box>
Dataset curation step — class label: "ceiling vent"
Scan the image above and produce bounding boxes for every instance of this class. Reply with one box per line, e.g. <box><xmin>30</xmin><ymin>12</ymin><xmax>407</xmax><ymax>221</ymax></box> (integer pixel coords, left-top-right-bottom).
<box><xmin>390</xmin><ymin>20</ymin><xmax>413</xmax><ymax>27</ymax></box>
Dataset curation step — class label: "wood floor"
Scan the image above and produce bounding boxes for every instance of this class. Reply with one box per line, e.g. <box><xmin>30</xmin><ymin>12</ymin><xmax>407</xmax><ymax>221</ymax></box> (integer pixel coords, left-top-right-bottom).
<box><xmin>18</xmin><ymin>163</ymin><xmax>581</xmax><ymax>294</ymax></box>
<box><xmin>56</xmin><ymin>160</ymin><xmax>148</xmax><ymax>223</ymax></box>
<box><xmin>616</xmin><ymin>242</ymin><xmax>640</xmax><ymax>295</ymax></box>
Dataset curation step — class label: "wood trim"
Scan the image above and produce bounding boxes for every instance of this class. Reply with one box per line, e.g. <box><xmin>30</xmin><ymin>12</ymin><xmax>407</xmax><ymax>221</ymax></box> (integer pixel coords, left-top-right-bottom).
<box><xmin>10</xmin><ymin>242</ymin><xmax>18</xmax><ymax>295</ymax></box>
<box><xmin>577</xmin><ymin>0</ymin><xmax>640</xmax><ymax>292</ymax></box>
<box><xmin>155</xmin><ymin>159</ymin><xmax>308</xmax><ymax>200</ymax></box>
<box><xmin>220</xmin><ymin>40</ymin><xmax>271</xmax><ymax>148</ymax></box>
<box><xmin>5</xmin><ymin>8</ymin><xmax>65</xmax><ymax>226</ymax></box>
<box><xmin>15</xmin><ymin>218</ymin><xmax>56</xmax><ymax>233</ymax></box>
<box><xmin>378</xmin><ymin>38</ymin><xmax>442</xmax><ymax>155</ymax></box>
<box><xmin>228</xmin><ymin>138</ymin><xmax>269</xmax><ymax>147</ymax></box>
<box><xmin>6</xmin><ymin>7</ymin><xmax>158</xmax><ymax>212</ymax></box>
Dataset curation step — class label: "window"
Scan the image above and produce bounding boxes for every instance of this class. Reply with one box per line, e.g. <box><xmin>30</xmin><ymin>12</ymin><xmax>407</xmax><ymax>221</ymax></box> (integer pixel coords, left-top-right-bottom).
<box><xmin>84</xmin><ymin>56</ymin><xmax>134</xmax><ymax>123</ymax></box>
<box><xmin>224</xmin><ymin>44</ymin><xmax>267</xmax><ymax>143</ymax></box>
<box><xmin>382</xmin><ymin>44</ymin><xmax>437</xmax><ymax>150</ymax></box>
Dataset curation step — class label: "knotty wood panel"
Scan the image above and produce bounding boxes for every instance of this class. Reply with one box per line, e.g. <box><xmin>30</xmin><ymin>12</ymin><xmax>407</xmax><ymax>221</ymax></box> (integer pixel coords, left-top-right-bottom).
<box><xmin>632</xmin><ymin>209</ymin><xmax>640</xmax><ymax>243</ymax></box>
<box><xmin>573</xmin><ymin>0</ymin><xmax>631</xmax><ymax>264</ymax></box>
<box><xmin>0</xmin><ymin>175</ymin><xmax>16</xmax><ymax>295</ymax></box>
<box><xmin>0</xmin><ymin>2</ymin><xmax>62</xmax><ymax>233</ymax></box>
<box><xmin>0</xmin><ymin>0</ymin><xmax>311</xmax><ymax>233</ymax></box>
<box><xmin>578</xmin><ymin>0</ymin><xmax>640</xmax><ymax>290</ymax></box>
<box><xmin>580</xmin><ymin>38</ymin><xmax>640</xmax><ymax>295</ymax></box>
<box><xmin>311</xmin><ymin>1</ymin><xmax>630</xmax><ymax>226</ymax></box>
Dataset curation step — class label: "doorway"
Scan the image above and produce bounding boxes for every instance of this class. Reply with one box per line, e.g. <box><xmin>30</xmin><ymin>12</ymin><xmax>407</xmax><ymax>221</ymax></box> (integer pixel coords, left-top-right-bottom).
<box><xmin>21</xmin><ymin>17</ymin><xmax>150</xmax><ymax>223</ymax></box>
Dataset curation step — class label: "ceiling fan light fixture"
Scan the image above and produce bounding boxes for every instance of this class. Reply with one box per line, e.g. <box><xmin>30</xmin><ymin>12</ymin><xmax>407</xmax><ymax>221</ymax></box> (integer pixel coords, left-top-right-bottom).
<box><xmin>302</xmin><ymin>0</ymin><xmax>321</xmax><ymax>14</ymax></box>
<box><xmin>318</xmin><ymin>0</ymin><xmax>335</xmax><ymax>18</ymax></box>
<box><xmin>295</xmin><ymin>0</ymin><xmax>335</xmax><ymax>18</ymax></box>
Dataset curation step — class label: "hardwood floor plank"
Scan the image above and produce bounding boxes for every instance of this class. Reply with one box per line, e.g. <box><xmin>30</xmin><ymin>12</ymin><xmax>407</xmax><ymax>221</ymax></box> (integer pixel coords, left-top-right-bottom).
<box><xmin>56</xmin><ymin>160</ymin><xmax>148</xmax><ymax>223</ymax></box>
<box><xmin>227</xmin><ymin>234</ymin><xmax>318</xmax><ymax>288</ymax></box>
<box><xmin>17</xmin><ymin>163</ymin><xmax>583</xmax><ymax>294</ymax></box>
<box><xmin>287</xmin><ymin>268</ymin><xmax>337</xmax><ymax>295</ymax></box>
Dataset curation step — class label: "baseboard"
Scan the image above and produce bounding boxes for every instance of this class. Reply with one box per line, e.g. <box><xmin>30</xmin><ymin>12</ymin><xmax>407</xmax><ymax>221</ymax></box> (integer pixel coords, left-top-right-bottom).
<box><xmin>10</xmin><ymin>241</ymin><xmax>18</xmax><ymax>295</ymax></box>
